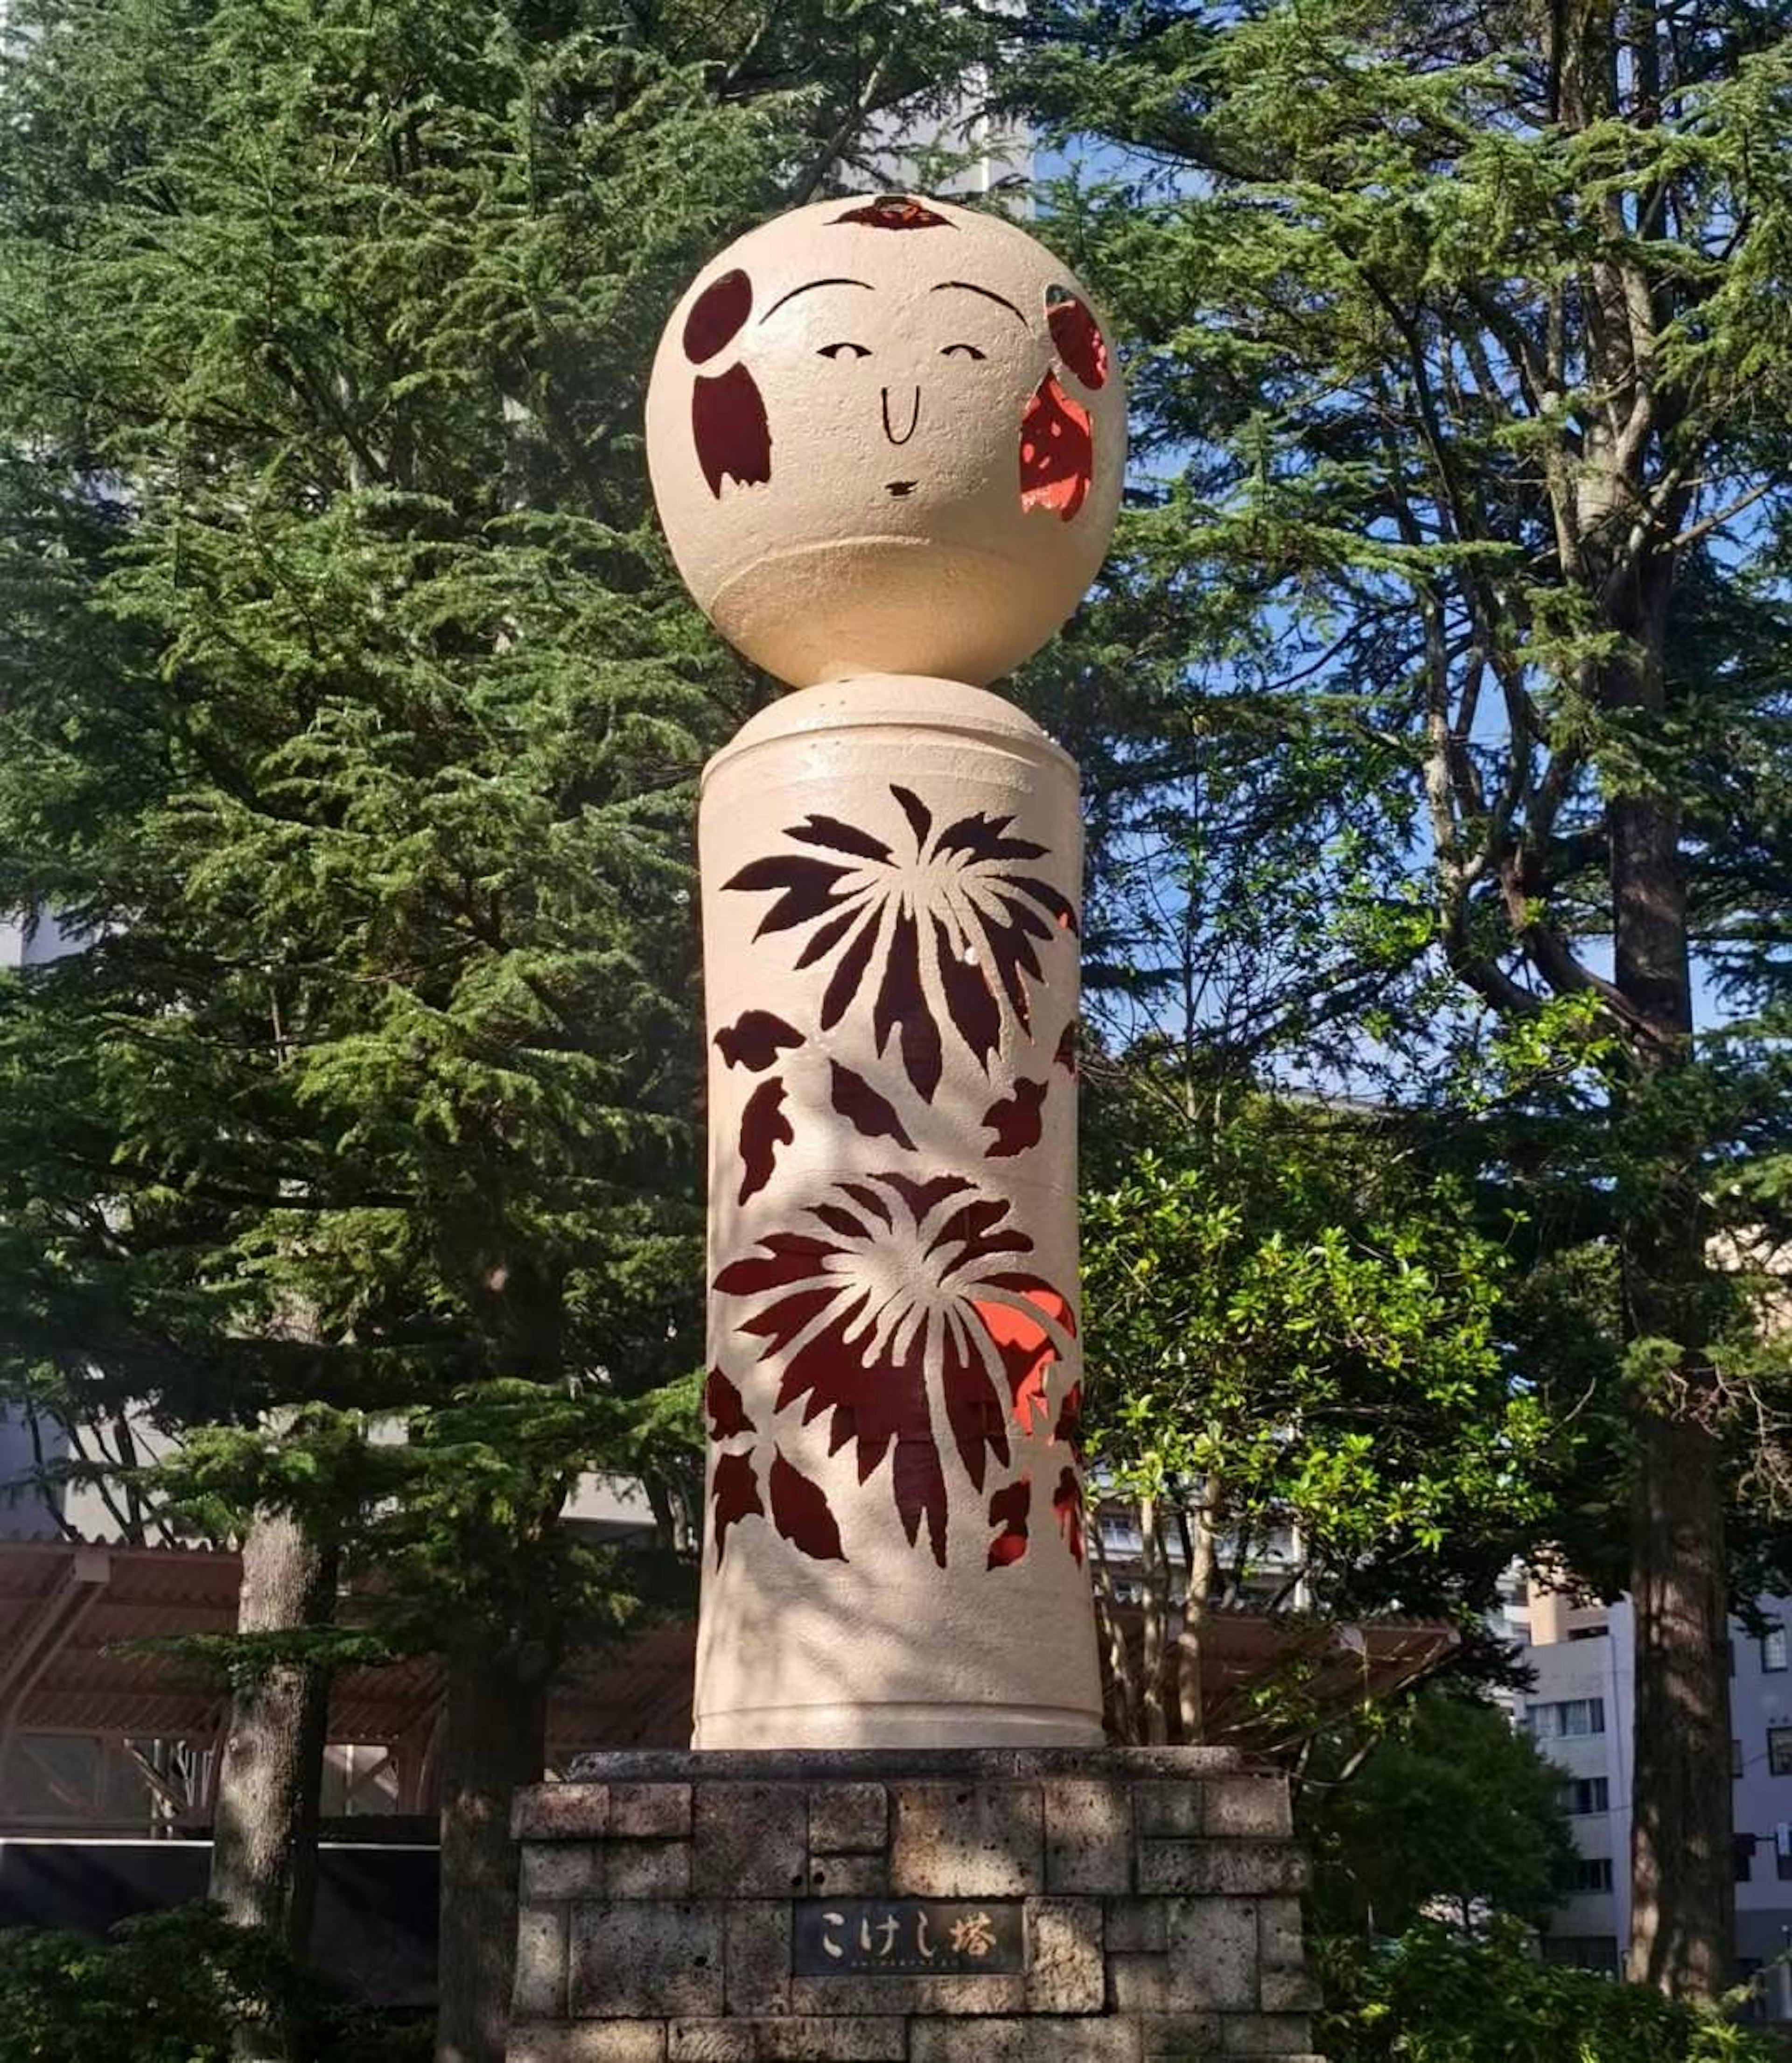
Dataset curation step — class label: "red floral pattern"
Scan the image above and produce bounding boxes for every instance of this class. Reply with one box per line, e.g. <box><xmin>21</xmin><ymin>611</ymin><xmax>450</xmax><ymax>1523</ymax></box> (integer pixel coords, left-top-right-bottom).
<box><xmin>713</xmin><ymin>1173</ymin><xmax>1077</xmax><ymax>1568</ymax></box>
<box><xmin>722</xmin><ymin>785</ymin><xmax>1077</xmax><ymax>1102</ymax></box>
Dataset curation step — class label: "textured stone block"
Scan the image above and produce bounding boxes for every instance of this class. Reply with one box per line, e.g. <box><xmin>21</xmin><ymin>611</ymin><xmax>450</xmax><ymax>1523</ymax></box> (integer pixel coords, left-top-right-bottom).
<box><xmin>610</xmin><ymin>1783</ymin><xmax>694</xmax><ymax>1839</ymax></box>
<box><xmin>1139</xmin><ymin>2015</ymin><xmax>1222</xmax><ymax>2061</ymax></box>
<box><xmin>606</xmin><ymin>1841</ymin><xmax>693</xmax><ymax>1900</ymax></box>
<box><xmin>1025</xmin><ymin>1897</ymin><xmax>1104</xmax><ymax>2012</ymax></box>
<box><xmin>1166</xmin><ymin>1896</ymin><xmax>1259</xmax><ymax>2011</ymax></box>
<box><xmin>724</xmin><ymin>1902</ymin><xmax>791</xmax><ymax>2017</ymax></box>
<box><xmin>570</xmin><ymin>1902</ymin><xmax>724</xmax><ymax>2019</ymax></box>
<box><xmin>1138</xmin><ymin>1842</ymin><xmax>1309</xmax><ymax>1897</ymax></box>
<box><xmin>1259</xmin><ymin>1966</ymin><xmax>1322</xmax><ymax>2012</ymax></box>
<box><xmin>808</xmin><ymin>1782</ymin><xmax>887</xmax><ymax>1854</ymax></box>
<box><xmin>1044</xmin><ymin>1778</ymin><xmax>1133</xmax><ymax>1893</ymax></box>
<box><xmin>801</xmin><ymin>1852</ymin><xmax>888</xmax><ymax>1896</ymax></box>
<box><xmin>1203</xmin><ymin>1778</ymin><xmax>1291</xmax><ymax>1840</ymax></box>
<box><xmin>1133</xmin><ymin>1782</ymin><xmax>1205</xmax><ymax>1840</ymax></box>
<box><xmin>664</xmin><ymin>2029</ymin><xmax>753</xmax><ymax>2063</ymax></box>
<box><xmin>515</xmin><ymin>1782</ymin><xmax>610</xmax><ymax>1842</ymax></box>
<box><xmin>1216</xmin><ymin>2015</ymin><xmax>1313</xmax><ymax>2055</ymax></box>
<box><xmin>524</xmin><ymin>1845</ymin><xmax>605</xmax><ymax>1903</ymax></box>
<box><xmin>1257</xmin><ymin>1899</ymin><xmax>1303</xmax><ymax>1971</ymax></box>
<box><xmin>514</xmin><ymin>1903</ymin><xmax>569</xmax><ymax>2020</ymax></box>
<box><xmin>909</xmin><ymin>2018</ymin><xmax>1141</xmax><ymax>2061</ymax></box>
<box><xmin>1106</xmin><ymin>1898</ymin><xmax>1168</xmax><ymax>1954</ymax></box>
<box><xmin>1108</xmin><ymin>1951</ymin><xmax>1179</xmax><ymax>2013</ymax></box>
<box><xmin>891</xmin><ymin>1782</ymin><xmax>1044</xmax><ymax>1896</ymax></box>
<box><xmin>669</xmin><ymin>2021</ymin><xmax>908</xmax><ymax>2061</ymax></box>
<box><xmin>693</xmin><ymin>1783</ymin><xmax>810</xmax><ymax>1896</ymax></box>
<box><xmin>510</xmin><ymin>2026</ymin><xmax>667</xmax><ymax>2063</ymax></box>
<box><xmin>786</xmin><ymin>1972</ymin><xmax>1028</xmax><ymax>2015</ymax></box>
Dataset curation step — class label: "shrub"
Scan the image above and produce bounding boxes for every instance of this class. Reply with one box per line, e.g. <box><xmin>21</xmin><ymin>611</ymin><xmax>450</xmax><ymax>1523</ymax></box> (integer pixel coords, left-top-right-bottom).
<box><xmin>1317</xmin><ymin>1923</ymin><xmax>1785</xmax><ymax>2063</ymax></box>
<box><xmin>0</xmin><ymin>1904</ymin><xmax>416</xmax><ymax>2063</ymax></box>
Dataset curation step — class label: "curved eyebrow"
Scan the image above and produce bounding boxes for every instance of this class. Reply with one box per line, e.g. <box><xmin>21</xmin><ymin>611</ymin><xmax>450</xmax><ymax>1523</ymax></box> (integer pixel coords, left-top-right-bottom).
<box><xmin>759</xmin><ymin>277</ymin><xmax>875</xmax><ymax>323</ymax></box>
<box><xmin>931</xmin><ymin>279</ymin><xmax>1027</xmax><ymax>325</ymax></box>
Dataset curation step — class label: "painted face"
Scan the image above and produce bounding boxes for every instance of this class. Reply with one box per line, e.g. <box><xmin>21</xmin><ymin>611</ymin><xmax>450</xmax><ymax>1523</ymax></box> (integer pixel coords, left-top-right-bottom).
<box><xmin>645</xmin><ymin>195</ymin><xmax>1126</xmax><ymax>690</ymax></box>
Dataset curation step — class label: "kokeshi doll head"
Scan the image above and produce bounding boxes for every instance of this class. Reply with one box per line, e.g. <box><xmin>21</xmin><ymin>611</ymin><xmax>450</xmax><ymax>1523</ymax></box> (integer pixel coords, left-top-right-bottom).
<box><xmin>645</xmin><ymin>193</ymin><xmax>1126</xmax><ymax>689</ymax></box>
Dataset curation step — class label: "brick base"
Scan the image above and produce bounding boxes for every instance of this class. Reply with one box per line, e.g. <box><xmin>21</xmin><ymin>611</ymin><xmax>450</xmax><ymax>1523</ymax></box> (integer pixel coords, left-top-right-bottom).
<box><xmin>508</xmin><ymin>1749</ymin><xmax>1324</xmax><ymax>2063</ymax></box>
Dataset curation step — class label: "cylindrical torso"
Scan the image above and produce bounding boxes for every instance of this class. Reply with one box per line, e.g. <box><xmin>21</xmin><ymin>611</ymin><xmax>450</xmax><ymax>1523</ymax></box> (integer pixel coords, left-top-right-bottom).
<box><xmin>694</xmin><ymin>674</ymin><xmax>1102</xmax><ymax>1749</ymax></box>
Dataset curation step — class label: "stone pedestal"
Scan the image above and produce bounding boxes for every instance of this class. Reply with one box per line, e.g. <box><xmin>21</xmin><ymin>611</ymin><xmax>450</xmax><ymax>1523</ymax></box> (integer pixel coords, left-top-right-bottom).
<box><xmin>507</xmin><ymin>1748</ymin><xmax>1323</xmax><ymax>2062</ymax></box>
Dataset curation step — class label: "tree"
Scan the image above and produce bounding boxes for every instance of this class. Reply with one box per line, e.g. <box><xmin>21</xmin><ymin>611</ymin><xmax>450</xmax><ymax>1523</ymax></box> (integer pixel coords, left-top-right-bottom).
<box><xmin>0</xmin><ymin>1</ymin><xmax>1002</xmax><ymax>2056</ymax></box>
<box><xmin>1307</xmin><ymin>1687</ymin><xmax>1579</xmax><ymax>1940</ymax></box>
<box><xmin>1079</xmin><ymin>1075</ymin><xmax>1567</xmax><ymax>1743</ymax></box>
<box><xmin>1014</xmin><ymin>0</ymin><xmax>1792</xmax><ymax>1997</ymax></box>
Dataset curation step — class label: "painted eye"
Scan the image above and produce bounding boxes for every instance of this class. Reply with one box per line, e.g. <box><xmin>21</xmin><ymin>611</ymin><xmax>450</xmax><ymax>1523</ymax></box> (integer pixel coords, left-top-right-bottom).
<box><xmin>941</xmin><ymin>343</ymin><xmax>987</xmax><ymax>361</ymax></box>
<box><xmin>818</xmin><ymin>341</ymin><xmax>872</xmax><ymax>361</ymax></box>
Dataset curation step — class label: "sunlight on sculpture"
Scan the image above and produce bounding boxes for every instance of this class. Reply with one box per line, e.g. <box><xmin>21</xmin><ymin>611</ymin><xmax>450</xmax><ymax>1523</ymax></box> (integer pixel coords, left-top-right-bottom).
<box><xmin>646</xmin><ymin>192</ymin><xmax>1125</xmax><ymax>1749</ymax></box>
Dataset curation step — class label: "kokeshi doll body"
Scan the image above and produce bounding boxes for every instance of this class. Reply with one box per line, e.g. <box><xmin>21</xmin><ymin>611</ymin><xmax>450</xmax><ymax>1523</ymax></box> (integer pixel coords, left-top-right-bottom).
<box><xmin>645</xmin><ymin>193</ymin><xmax>1126</xmax><ymax>1749</ymax></box>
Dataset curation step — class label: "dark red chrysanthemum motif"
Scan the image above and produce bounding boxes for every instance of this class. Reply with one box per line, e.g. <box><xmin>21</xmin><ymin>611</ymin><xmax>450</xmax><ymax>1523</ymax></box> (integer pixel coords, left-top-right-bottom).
<box><xmin>722</xmin><ymin>786</ymin><xmax>1077</xmax><ymax>1102</ymax></box>
<box><xmin>713</xmin><ymin>1171</ymin><xmax>1077</xmax><ymax>1567</ymax></box>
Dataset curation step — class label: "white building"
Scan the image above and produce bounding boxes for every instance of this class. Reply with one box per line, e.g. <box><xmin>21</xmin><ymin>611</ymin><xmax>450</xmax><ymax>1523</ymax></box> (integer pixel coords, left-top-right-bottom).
<box><xmin>1500</xmin><ymin>1575</ymin><xmax>1792</xmax><ymax>2015</ymax></box>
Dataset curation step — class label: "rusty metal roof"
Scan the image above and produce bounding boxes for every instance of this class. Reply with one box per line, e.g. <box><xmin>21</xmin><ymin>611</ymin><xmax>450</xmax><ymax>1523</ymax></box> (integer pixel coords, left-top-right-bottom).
<box><xmin>0</xmin><ymin>1538</ymin><xmax>1456</xmax><ymax>1770</ymax></box>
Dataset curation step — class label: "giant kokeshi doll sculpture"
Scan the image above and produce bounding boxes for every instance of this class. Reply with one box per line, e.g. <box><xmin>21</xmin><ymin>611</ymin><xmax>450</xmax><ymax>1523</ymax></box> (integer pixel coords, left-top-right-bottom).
<box><xmin>647</xmin><ymin>193</ymin><xmax>1124</xmax><ymax>1749</ymax></box>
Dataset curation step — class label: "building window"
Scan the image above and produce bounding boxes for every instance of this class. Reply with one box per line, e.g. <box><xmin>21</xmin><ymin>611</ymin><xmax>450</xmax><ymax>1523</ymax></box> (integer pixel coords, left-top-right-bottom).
<box><xmin>1540</xmin><ymin>1935</ymin><xmax>1620</xmax><ymax>1972</ymax></box>
<box><xmin>1761</xmin><ymin>1623</ymin><xmax>1788</xmax><ymax>1673</ymax></box>
<box><xmin>1529</xmin><ymin>1698</ymin><xmax>1606</xmax><ymax>1740</ymax></box>
<box><xmin>1769</xmin><ymin>1728</ymin><xmax>1792</xmax><ymax>1777</ymax></box>
<box><xmin>1735</xmin><ymin>1834</ymin><xmax>1757</xmax><ymax>1882</ymax></box>
<box><xmin>1563</xmin><ymin>1777</ymin><xmax>1610</xmax><ymax>1816</ymax></box>
<box><xmin>1568</xmin><ymin>1858</ymin><xmax>1614</xmax><ymax>1894</ymax></box>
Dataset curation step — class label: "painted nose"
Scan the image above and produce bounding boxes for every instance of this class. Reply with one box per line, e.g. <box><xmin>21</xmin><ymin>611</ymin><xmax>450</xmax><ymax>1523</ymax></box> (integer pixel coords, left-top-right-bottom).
<box><xmin>881</xmin><ymin>386</ymin><xmax>920</xmax><ymax>446</ymax></box>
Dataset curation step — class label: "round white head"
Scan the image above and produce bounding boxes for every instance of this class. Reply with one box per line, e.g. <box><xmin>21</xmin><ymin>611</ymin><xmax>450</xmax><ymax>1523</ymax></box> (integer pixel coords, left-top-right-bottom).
<box><xmin>645</xmin><ymin>194</ymin><xmax>1125</xmax><ymax>689</ymax></box>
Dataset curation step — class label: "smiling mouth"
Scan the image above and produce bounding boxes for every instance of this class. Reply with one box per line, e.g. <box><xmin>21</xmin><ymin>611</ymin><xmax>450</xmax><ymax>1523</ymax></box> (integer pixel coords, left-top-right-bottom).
<box><xmin>886</xmin><ymin>480</ymin><xmax>917</xmax><ymax>497</ymax></box>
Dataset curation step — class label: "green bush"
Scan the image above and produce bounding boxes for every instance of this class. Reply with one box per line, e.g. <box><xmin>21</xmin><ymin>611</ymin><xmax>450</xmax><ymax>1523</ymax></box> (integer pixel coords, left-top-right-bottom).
<box><xmin>1317</xmin><ymin>1923</ymin><xmax>1785</xmax><ymax>2063</ymax></box>
<box><xmin>0</xmin><ymin>1904</ymin><xmax>422</xmax><ymax>2063</ymax></box>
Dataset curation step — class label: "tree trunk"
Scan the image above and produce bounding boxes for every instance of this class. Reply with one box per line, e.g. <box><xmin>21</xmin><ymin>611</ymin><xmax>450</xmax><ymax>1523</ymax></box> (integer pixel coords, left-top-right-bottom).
<box><xmin>435</xmin><ymin>1646</ymin><xmax>547</xmax><ymax>2063</ymax></box>
<box><xmin>1608</xmin><ymin>590</ymin><xmax>1735</xmax><ymax>1993</ymax></box>
<box><xmin>1175</xmin><ymin>1490</ymin><xmax>1220</xmax><ymax>1747</ymax></box>
<box><xmin>1138</xmin><ymin>1495</ymin><xmax>1169</xmax><ymax>1746</ymax></box>
<box><xmin>209</xmin><ymin>1506</ymin><xmax>336</xmax><ymax>1951</ymax></box>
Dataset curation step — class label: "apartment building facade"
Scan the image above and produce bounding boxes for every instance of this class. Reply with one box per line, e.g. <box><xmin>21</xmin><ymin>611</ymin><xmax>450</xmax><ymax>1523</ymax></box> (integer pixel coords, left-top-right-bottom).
<box><xmin>1500</xmin><ymin>1575</ymin><xmax>1792</xmax><ymax>2014</ymax></box>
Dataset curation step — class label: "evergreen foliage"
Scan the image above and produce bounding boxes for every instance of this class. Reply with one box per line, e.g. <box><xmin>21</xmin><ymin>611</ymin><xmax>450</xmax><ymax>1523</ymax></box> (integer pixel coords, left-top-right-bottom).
<box><xmin>1013</xmin><ymin>0</ymin><xmax>1792</xmax><ymax>1992</ymax></box>
<box><xmin>0</xmin><ymin>0</ymin><xmax>1006</xmax><ymax>2049</ymax></box>
<box><xmin>1306</xmin><ymin>1687</ymin><xmax>1580</xmax><ymax>1938</ymax></box>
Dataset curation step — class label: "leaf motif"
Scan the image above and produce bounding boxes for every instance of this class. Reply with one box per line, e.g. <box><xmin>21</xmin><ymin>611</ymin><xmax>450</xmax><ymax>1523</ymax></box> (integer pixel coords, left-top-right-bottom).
<box><xmin>1053</xmin><ymin>1021</ymin><xmax>1078</xmax><ymax>1076</ymax></box>
<box><xmin>1052</xmin><ymin>1466</ymin><xmax>1085</xmax><ymax>1564</ymax></box>
<box><xmin>769</xmin><ymin>1448</ymin><xmax>848</xmax><ymax>1562</ymax></box>
<box><xmin>712</xmin><ymin>1450</ymin><xmax>764</xmax><ymax>1564</ymax></box>
<box><xmin>704</xmin><ymin>1366</ymin><xmax>754</xmax><ymax>1441</ymax></box>
<box><xmin>982</xmin><ymin>1076</ymin><xmax>1047</xmax><ymax>1158</ymax></box>
<box><xmin>987</xmin><ymin>1476</ymin><xmax>1032</xmax><ymax>1568</ymax></box>
<box><xmin>738</xmin><ymin>1076</ymin><xmax>793</xmax><ymax>1203</ymax></box>
<box><xmin>714</xmin><ymin>1010</ymin><xmax>804</xmax><ymax>1073</ymax></box>
<box><xmin>830</xmin><ymin>1060</ymin><xmax>915</xmax><ymax>1150</ymax></box>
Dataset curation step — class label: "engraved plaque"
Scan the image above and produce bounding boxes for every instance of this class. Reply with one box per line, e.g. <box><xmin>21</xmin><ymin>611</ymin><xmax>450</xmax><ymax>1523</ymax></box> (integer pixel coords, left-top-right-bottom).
<box><xmin>791</xmin><ymin>1899</ymin><xmax>1024</xmax><ymax>1975</ymax></box>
